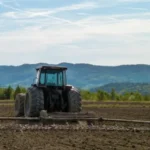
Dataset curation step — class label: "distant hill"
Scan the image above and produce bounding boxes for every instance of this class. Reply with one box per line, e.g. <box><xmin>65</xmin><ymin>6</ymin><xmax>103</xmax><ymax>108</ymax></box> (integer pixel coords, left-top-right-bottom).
<box><xmin>0</xmin><ymin>63</ymin><xmax>150</xmax><ymax>88</ymax></box>
<box><xmin>91</xmin><ymin>83</ymin><xmax>150</xmax><ymax>95</ymax></box>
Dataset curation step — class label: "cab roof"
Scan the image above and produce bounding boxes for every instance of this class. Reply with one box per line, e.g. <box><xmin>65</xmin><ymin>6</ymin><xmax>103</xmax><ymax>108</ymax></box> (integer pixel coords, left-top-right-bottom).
<box><xmin>36</xmin><ymin>65</ymin><xmax>67</xmax><ymax>71</ymax></box>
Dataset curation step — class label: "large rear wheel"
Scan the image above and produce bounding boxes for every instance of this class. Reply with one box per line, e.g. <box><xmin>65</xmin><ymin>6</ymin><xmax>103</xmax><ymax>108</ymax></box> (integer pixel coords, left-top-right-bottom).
<box><xmin>67</xmin><ymin>87</ymin><xmax>82</xmax><ymax>112</ymax></box>
<box><xmin>24</xmin><ymin>86</ymin><xmax>44</xmax><ymax>117</ymax></box>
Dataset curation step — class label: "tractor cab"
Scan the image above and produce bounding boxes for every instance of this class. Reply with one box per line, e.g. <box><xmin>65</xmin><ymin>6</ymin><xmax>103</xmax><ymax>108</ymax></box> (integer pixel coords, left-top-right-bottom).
<box><xmin>35</xmin><ymin>66</ymin><xmax>67</xmax><ymax>87</ymax></box>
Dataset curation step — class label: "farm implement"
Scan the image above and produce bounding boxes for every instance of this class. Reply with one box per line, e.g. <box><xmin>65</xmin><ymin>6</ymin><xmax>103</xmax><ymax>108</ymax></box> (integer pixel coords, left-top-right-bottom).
<box><xmin>0</xmin><ymin>111</ymin><xmax>150</xmax><ymax>125</ymax></box>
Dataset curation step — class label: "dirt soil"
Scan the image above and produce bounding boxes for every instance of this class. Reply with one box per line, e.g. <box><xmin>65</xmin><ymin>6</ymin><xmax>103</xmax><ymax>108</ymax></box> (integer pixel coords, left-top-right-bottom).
<box><xmin>83</xmin><ymin>107</ymin><xmax>150</xmax><ymax>120</ymax></box>
<box><xmin>0</xmin><ymin>102</ymin><xmax>150</xmax><ymax>150</ymax></box>
<box><xmin>0</xmin><ymin>130</ymin><xmax>150</xmax><ymax>150</ymax></box>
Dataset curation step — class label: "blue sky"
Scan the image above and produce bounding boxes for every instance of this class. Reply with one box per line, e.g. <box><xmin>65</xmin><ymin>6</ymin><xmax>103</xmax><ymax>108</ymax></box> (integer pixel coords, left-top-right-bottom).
<box><xmin>0</xmin><ymin>0</ymin><xmax>150</xmax><ymax>66</ymax></box>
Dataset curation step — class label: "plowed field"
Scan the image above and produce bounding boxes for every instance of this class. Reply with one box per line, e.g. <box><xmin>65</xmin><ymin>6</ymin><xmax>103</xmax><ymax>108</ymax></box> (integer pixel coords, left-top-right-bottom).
<box><xmin>0</xmin><ymin>101</ymin><xmax>150</xmax><ymax>150</ymax></box>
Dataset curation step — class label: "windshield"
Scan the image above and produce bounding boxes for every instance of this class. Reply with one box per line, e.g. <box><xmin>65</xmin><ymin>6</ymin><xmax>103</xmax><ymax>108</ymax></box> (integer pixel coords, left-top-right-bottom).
<box><xmin>39</xmin><ymin>70</ymin><xmax>66</xmax><ymax>86</ymax></box>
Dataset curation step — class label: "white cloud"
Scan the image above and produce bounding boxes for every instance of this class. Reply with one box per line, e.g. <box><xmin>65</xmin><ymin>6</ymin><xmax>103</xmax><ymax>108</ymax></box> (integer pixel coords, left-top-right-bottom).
<box><xmin>26</xmin><ymin>2</ymin><xmax>97</xmax><ymax>18</ymax></box>
<box><xmin>0</xmin><ymin>0</ymin><xmax>21</xmax><ymax>11</ymax></box>
<box><xmin>0</xmin><ymin>16</ymin><xmax>149</xmax><ymax>55</ymax></box>
<box><xmin>85</xmin><ymin>19</ymin><xmax>150</xmax><ymax>34</ymax></box>
<box><xmin>0</xmin><ymin>2</ymin><xmax>97</xmax><ymax>19</ymax></box>
<box><xmin>0</xmin><ymin>0</ymin><xmax>150</xmax><ymax>65</ymax></box>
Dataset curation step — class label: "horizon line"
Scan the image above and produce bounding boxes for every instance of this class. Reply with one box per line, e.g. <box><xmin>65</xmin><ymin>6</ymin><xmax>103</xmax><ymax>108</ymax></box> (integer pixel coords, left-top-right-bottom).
<box><xmin>0</xmin><ymin>62</ymin><xmax>150</xmax><ymax>67</ymax></box>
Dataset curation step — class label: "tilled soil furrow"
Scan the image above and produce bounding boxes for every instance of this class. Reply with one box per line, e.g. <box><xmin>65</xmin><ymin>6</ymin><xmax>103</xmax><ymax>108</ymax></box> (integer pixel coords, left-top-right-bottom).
<box><xmin>0</xmin><ymin>123</ymin><xmax>150</xmax><ymax>131</ymax></box>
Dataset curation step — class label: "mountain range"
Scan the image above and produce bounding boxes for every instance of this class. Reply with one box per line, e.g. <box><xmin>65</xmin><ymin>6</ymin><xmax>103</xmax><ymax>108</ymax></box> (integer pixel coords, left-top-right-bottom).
<box><xmin>0</xmin><ymin>63</ymin><xmax>150</xmax><ymax>89</ymax></box>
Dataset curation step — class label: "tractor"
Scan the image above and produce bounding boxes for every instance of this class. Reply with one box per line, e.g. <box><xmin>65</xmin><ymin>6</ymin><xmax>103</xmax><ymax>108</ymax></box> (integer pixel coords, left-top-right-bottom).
<box><xmin>15</xmin><ymin>66</ymin><xmax>82</xmax><ymax>117</ymax></box>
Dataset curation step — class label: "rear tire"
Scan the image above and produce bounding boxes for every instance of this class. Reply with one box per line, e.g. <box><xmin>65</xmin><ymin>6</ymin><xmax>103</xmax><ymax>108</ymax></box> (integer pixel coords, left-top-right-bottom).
<box><xmin>15</xmin><ymin>93</ymin><xmax>25</xmax><ymax>117</ymax></box>
<box><xmin>24</xmin><ymin>86</ymin><xmax>44</xmax><ymax>117</ymax></box>
<box><xmin>68</xmin><ymin>87</ymin><xmax>82</xmax><ymax>112</ymax></box>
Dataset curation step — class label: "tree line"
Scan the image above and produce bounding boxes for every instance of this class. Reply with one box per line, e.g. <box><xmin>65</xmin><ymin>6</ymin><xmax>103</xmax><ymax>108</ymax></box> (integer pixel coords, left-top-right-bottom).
<box><xmin>0</xmin><ymin>86</ymin><xmax>26</xmax><ymax>100</ymax></box>
<box><xmin>0</xmin><ymin>86</ymin><xmax>150</xmax><ymax>101</ymax></box>
<box><xmin>80</xmin><ymin>89</ymin><xmax>150</xmax><ymax>101</ymax></box>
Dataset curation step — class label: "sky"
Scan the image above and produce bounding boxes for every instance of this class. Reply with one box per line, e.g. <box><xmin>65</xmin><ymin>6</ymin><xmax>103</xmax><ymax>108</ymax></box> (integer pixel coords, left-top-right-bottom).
<box><xmin>0</xmin><ymin>0</ymin><xmax>150</xmax><ymax>66</ymax></box>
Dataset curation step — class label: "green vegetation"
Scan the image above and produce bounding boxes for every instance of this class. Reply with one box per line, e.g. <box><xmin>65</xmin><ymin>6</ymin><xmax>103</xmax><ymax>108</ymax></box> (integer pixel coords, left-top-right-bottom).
<box><xmin>0</xmin><ymin>86</ymin><xmax>26</xmax><ymax>100</ymax></box>
<box><xmin>92</xmin><ymin>82</ymin><xmax>150</xmax><ymax>95</ymax></box>
<box><xmin>0</xmin><ymin>85</ymin><xmax>150</xmax><ymax>102</ymax></box>
<box><xmin>80</xmin><ymin>89</ymin><xmax>150</xmax><ymax>101</ymax></box>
